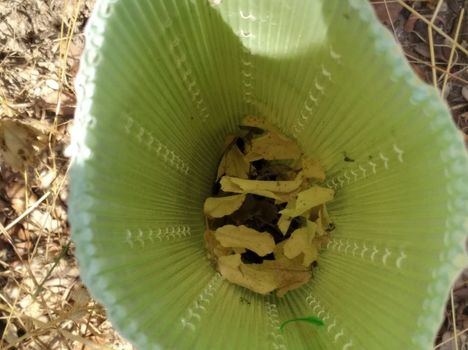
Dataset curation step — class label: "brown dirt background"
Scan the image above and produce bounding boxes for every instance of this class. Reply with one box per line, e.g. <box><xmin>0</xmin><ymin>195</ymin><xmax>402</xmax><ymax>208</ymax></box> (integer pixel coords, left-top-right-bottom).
<box><xmin>0</xmin><ymin>0</ymin><xmax>466</xmax><ymax>349</ymax></box>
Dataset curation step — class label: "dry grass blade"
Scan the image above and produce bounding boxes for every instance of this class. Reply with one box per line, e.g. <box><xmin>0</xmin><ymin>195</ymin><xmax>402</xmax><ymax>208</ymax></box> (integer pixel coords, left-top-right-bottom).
<box><xmin>56</xmin><ymin>0</ymin><xmax>84</xmax><ymax>120</ymax></box>
<box><xmin>441</xmin><ymin>9</ymin><xmax>465</xmax><ymax>97</ymax></box>
<box><xmin>383</xmin><ymin>0</ymin><xmax>398</xmax><ymax>35</ymax></box>
<box><xmin>4</xmin><ymin>191</ymin><xmax>51</xmax><ymax>232</ymax></box>
<box><xmin>434</xmin><ymin>328</ymin><xmax>468</xmax><ymax>349</ymax></box>
<box><xmin>0</xmin><ymin>293</ymin><xmax>23</xmax><ymax>345</ymax></box>
<box><xmin>32</xmin><ymin>242</ymin><xmax>71</xmax><ymax>298</ymax></box>
<box><xmin>0</xmin><ymin>303</ymin><xmax>112</xmax><ymax>350</ymax></box>
<box><xmin>427</xmin><ymin>0</ymin><xmax>444</xmax><ymax>89</ymax></box>
<box><xmin>450</xmin><ymin>288</ymin><xmax>459</xmax><ymax>350</ymax></box>
<box><xmin>404</xmin><ymin>53</ymin><xmax>468</xmax><ymax>85</ymax></box>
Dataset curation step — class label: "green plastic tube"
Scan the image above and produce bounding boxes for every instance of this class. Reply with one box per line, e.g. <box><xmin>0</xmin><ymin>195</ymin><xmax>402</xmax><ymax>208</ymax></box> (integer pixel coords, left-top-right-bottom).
<box><xmin>69</xmin><ymin>0</ymin><xmax>468</xmax><ymax>349</ymax></box>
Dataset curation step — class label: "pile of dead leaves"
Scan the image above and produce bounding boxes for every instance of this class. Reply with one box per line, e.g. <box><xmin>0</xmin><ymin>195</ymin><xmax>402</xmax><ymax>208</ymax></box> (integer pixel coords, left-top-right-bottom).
<box><xmin>203</xmin><ymin>117</ymin><xmax>335</xmax><ymax>297</ymax></box>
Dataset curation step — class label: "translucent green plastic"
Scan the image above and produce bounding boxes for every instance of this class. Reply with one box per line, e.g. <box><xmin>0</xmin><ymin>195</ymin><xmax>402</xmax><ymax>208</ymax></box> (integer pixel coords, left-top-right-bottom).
<box><xmin>69</xmin><ymin>0</ymin><xmax>468</xmax><ymax>349</ymax></box>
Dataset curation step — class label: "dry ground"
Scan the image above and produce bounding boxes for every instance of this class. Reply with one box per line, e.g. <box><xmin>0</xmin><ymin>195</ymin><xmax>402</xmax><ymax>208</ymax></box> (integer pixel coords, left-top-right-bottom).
<box><xmin>0</xmin><ymin>0</ymin><xmax>466</xmax><ymax>349</ymax></box>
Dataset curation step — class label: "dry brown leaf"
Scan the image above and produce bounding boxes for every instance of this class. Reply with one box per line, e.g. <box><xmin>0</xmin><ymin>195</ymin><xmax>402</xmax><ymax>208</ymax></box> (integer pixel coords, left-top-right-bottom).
<box><xmin>239</xmin><ymin>263</ymin><xmax>281</xmax><ymax>294</ymax></box>
<box><xmin>371</xmin><ymin>1</ymin><xmax>402</xmax><ymax>26</ymax></box>
<box><xmin>203</xmin><ymin>194</ymin><xmax>246</xmax><ymax>218</ymax></box>
<box><xmin>277</xmin><ymin>199</ymin><xmax>296</xmax><ymax>235</ymax></box>
<box><xmin>301</xmin><ymin>157</ymin><xmax>325</xmax><ymax>181</ymax></box>
<box><xmin>262</xmin><ymin>255</ymin><xmax>308</xmax><ymax>272</ymax></box>
<box><xmin>315</xmin><ymin>205</ymin><xmax>332</xmax><ymax>236</ymax></box>
<box><xmin>0</xmin><ymin>119</ymin><xmax>47</xmax><ymax>171</ymax></box>
<box><xmin>284</xmin><ymin>221</ymin><xmax>318</xmax><ymax>266</ymax></box>
<box><xmin>315</xmin><ymin>213</ymin><xmax>326</xmax><ymax>236</ymax></box>
<box><xmin>404</xmin><ymin>13</ymin><xmax>419</xmax><ymax>33</ymax></box>
<box><xmin>273</xmin><ymin>241</ymin><xmax>288</xmax><ymax>260</ymax></box>
<box><xmin>220</xmin><ymin>176</ymin><xmax>280</xmax><ymax>200</ymax></box>
<box><xmin>217</xmin><ymin>144</ymin><xmax>250</xmax><ymax>180</ymax></box>
<box><xmin>223</xmin><ymin>134</ymin><xmax>237</xmax><ymax>149</ymax></box>
<box><xmin>245</xmin><ymin>131</ymin><xmax>301</xmax><ymax>162</ymax></box>
<box><xmin>274</xmin><ymin>179</ymin><xmax>311</xmax><ymax>204</ymax></box>
<box><xmin>219</xmin><ymin>265</ymin><xmax>276</xmax><ymax>295</ymax></box>
<box><xmin>218</xmin><ymin>253</ymin><xmax>242</xmax><ymax>270</ymax></box>
<box><xmin>278</xmin><ymin>215</ymin><xmax>293</xmax><ymax>235</ymax></box>
<box><xmin>214</xmin><ymin>225</ymin><xmax>275</xmax><ymax>256</ymax></box>
<box><xmin>220</xmin><ymin>173</ymin><xmax>303</xmax><ymax>201</ymax></box>
<box><xmin>233</xmin><ymin>248</ymin><xmax>246</xmax><ymax>254</ymax></box>
<box><xmin>217</xmin><ymin>254</ymin><xmax>280</xmax><ymax>295</ymax></box>
<box><xmin>204</xmin><ymin>230</ymin><xmax>231</xmax><ymax>259</ymax></box>
<box><xmin>240</xmin><ymin>262</ymin><xmax>310</xmax><ymax>295</ymax></box>
<box><xmin>217</xmin><ymin>257</ymin><xmax>248</xmax><ymax>296</ymax></box>
<box><xmin>280</xmin><ymin>186</ymin><xmax>334</xmax><ymax>217</ymax></box>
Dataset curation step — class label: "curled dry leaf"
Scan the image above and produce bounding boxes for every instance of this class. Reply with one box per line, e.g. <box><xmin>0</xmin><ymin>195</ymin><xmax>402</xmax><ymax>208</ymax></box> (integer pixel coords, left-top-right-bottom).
<box><xmin>315</xmin><ymin>205</ymin><xmax>332</xmax><ymax>236</ymax></box>
<box><xmin>280</xmin><ymin>186</ymin><xmax>334</xmax><ymax>217</ymax></box>
<box><xmin>204</xmin><ymin>230</ymin><xmax>232</xmax><ymax>259</ymax></box>
<box><xmin>223</xmin><ymin>134</ymin><xmax>238</xmax><ymax>149</ymax></box>
<box><xmin>277</xmin><ymin>215</ymin><xmax>293</xmax><ymax>235</ymax></box>
<box><xmin>218</xmin><ymin>253</ymin><xmax>242</xmax><ymax>271</ymax></box>
<box><xmin>220</xmin><ymin>176</ymin><xmax>280</xmax><ymax>200</ymax></box>
<box><xmin>301</xmin><ymin>157</ymin><xmax>325</xmax><ymax>181</ymax></box>
<box><xmin>217</xmin><ymin>254</ymin><xmax>247</xmax><ymax>289</ymax></box>
<box><xmin>242</xmin><ymin>263</ymin><xmax>304</xmax><ymax>295</ymax></box>
<box><xmin>217</xmin><ymin>143</ymin><xmax>250</xmax><ymax>180</ymax></box>
<box><xmin>277</xmin><ymin>199</ymin><xmax>296</xmax><ymax>235</ymax></box>
<box><xmin>203</xmin><ymin>194</ymin><xmax>246</xmax><ymax>218</ymax></box>
<box><xmin>218</xmin><ymin>255</ymin><xmax>311</xmax><ymax>296</ymax></box>
<box><xmin>245</xmin><ymin>131</ymin><xmax>301</xmax><ymax>162</ymax></box>
<box><xmin>215</xmin><ymin>225</ymin><xmax>275</xmax><ymax>257</ymax></box>
<box><xmin>220</xmin><ymin>172</ymin><xmax>303</xmax><ymax>201</ymax></box>
<box><xmin>263</xmin><ymin>252</ymin><xmax>308</xmax><ymax>272</ymax></box>
<box><xmin>219</xmin><ymin>259</ymin><xmax>277</xmax><ymax>295</ymax></box>
<box><xmin>283</xmin><ymin>221</ymin><xmax>318</xmax><ymax>266</ymax></box>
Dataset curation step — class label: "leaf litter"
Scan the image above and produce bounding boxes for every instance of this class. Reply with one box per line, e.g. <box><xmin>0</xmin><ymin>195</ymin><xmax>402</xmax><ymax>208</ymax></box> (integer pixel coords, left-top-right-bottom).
<box><xmin>203</xmin><ymin>116</ymin><xmax>335</xmax><ymax>297</ymax></box>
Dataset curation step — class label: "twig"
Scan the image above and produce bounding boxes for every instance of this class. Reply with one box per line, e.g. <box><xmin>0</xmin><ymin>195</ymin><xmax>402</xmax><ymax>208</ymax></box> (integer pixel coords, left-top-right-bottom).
<box><xmin>441</xmin><ymin>9</ymin><xmax>464</xmax><ymax>97</ymax></box>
